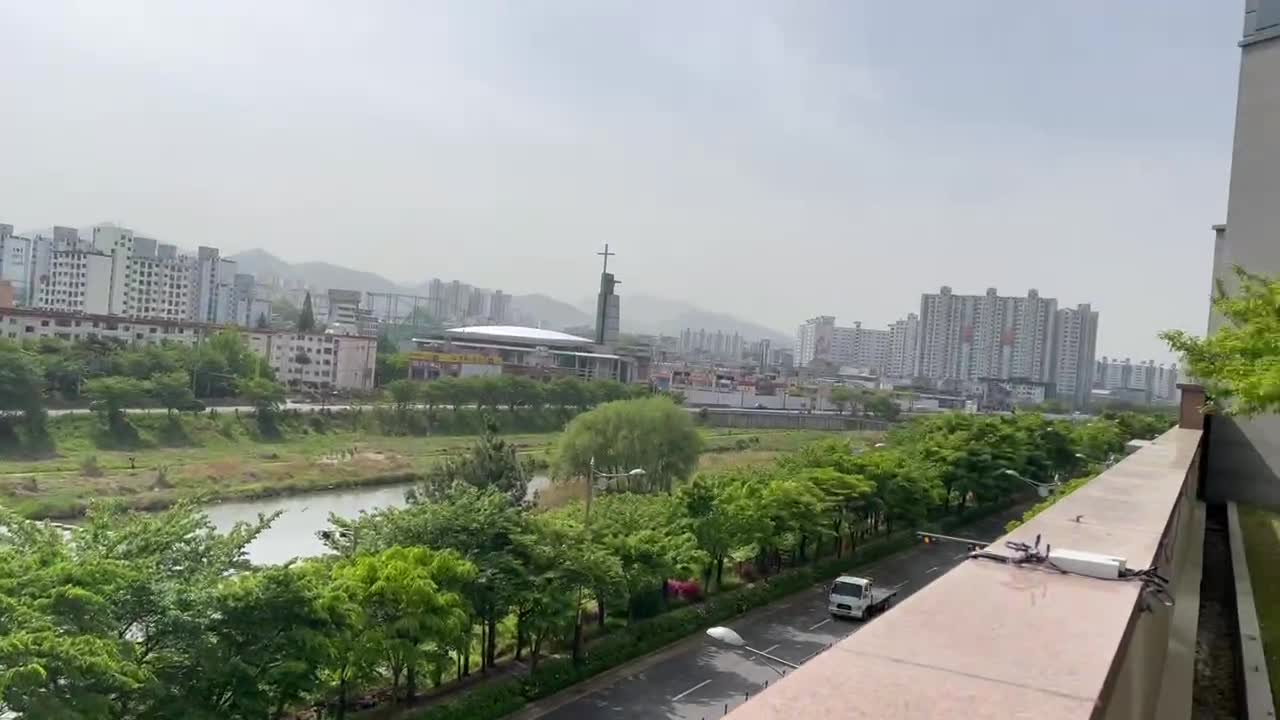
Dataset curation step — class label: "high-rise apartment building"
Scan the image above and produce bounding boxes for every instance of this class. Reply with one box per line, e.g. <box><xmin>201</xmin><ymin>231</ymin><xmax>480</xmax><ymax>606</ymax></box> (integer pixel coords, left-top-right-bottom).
<box><xmin>121</xmin><ymin>236</ymin><xmax>197</xmax><ymax>321</ymax></box>
<box><xmin>915</xmin><ymin>286</ymin><xmax>1096</xmax><ymax>407</ymax></box>
<box><xmin>37</xmin><ymin>247</ymin><xmax>114</xmax><ymax>314</ymax></box>
<box><xmin>489</xmin><ymin>290</ymin><xmax>510</xmax><ymax>324</ymax></box>
<box><xmin>0</xmin><ymin>224</ymin><xmax>38</xmax><ymax>305</ymax></box>
<box><xmin>195</xmin><ymin>246</ymin><xmax>238</xmax><ymax>324</ymax></box>
<box><xmin>917</xmin><ymin>287</ymin><xmax>1058</xmax><ymax>383</ymax></box>
<box><xmin>1048</xmin><ymin>303</ymin><xmax>1098</xmax><ymax>409</ymax></box>
<box><xmin>795</xmin><ymin>316</ymin><xmax>890</xmax><ymax>372</ymax></box>
<box><xmin>1095</xmin><ymin>357</ymin><xmax>1180</xmax><ymax>404</ymax></box>
<box><xmin>466</xmin><ymin>286</ymin><xmax>489</xmax><ymax>319</ymax></box>
<box><xmin>886</xmin><ymin>313</ymin><xmax>919</xmax><ymax>378</ymax></box>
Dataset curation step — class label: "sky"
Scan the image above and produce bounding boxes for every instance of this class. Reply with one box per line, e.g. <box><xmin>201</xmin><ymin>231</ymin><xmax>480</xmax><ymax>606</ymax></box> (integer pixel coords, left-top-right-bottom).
<box><xmin>0</xmin><ymin>1</ymin><xmax>1244</xmax><ymax>361</ymax></box>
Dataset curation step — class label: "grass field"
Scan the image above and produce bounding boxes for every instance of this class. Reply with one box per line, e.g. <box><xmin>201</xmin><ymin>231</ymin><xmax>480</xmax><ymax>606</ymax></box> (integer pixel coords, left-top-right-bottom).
<box><xmin>0</xmin><ymin>414</ymin><xmax>871</xmax><ymax>519</ymax></box>
<box><xmin>1239</xmin><ymin>505</ymin><xmax>1280</xmax><ymax>717</ymax></box>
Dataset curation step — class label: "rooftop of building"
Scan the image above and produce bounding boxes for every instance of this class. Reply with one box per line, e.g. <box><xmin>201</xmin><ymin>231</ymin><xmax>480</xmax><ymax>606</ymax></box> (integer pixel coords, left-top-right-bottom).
<box><xmin>440</xmin><ymin>325</ymin><xmax>596</xmax><ymax>347</ymax></box>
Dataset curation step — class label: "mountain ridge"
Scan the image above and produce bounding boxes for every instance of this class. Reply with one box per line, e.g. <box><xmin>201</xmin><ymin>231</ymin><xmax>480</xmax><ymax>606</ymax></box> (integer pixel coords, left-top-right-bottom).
<box><xmin>227</xmin><ymin>248</ymin><xmax>791</xmax><ymax>343</ymax></box>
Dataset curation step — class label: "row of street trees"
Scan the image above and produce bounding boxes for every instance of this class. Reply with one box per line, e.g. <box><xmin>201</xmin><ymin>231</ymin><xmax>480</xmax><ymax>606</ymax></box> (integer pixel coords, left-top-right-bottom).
<box><xmin>0</xmin><ymin>396</ymin><xmax>1170</xmax><ymax>719</ymax></box>
<box><xmin>377</xmin><ymin>375</ymin><xmax>653</xmax><ymax>434</ymax></box>
<box><xmin>827</xmin><ymin>385</ymin><xmax>902</xmax><ymax>419</ymax></box>
<box><xmin>0</xmin><ymin>332</ymin><xmax>279</xmax><ymax>442</ymax></box>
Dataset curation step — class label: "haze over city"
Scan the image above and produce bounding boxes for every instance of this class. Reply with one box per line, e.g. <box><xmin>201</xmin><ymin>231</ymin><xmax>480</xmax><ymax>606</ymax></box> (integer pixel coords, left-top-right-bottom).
<box><xmin>1</xmin><ymin>1</ymin><xmax>1241</xmax><ymax>359</ymax></box>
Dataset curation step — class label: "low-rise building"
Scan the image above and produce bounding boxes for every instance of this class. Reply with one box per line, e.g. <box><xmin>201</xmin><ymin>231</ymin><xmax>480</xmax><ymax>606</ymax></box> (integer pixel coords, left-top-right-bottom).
<box><xmin>0</xmin><ymin>306</ymin><xmax>217</xmax><ymax>345</ymax></box>
<box><xmin>0</xmin><ymin>306</ymin><xmax>375</xmax><ymax>391</ymax></box>
<box><xmin>243</xmin><ymin>327</ymin><xmax>376</xmax><ymax>392</ymax></box>
<box><xmin>409</xmin><ymin>325</ymin><xmax>640</xmax><ymax>383</ymax></box>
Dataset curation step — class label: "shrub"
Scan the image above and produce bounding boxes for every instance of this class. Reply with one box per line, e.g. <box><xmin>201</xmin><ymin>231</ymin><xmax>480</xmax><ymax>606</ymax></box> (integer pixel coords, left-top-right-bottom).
<box><xmin>80</xmin><ymin>454</ymin><xmax>103</xmax><ymax>477</ymax></box>
<box><xmin>667</xmin><ymin>579</ymin><xmax>702</xmax><ymax>601</ymax></box>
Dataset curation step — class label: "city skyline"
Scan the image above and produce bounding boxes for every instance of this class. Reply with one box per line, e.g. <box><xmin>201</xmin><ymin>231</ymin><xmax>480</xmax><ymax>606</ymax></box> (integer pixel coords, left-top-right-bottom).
<box><xmin>0</xmin><ymin>2</ymin><xmax>1240</xmax><ymax>363</ymax></box>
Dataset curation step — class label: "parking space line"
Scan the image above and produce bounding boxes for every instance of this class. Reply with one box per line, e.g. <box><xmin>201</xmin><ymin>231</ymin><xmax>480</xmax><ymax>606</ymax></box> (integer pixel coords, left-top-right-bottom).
<box><xmin>671</xmin><ymin>678</ymin><xmax>712</xmax><ymax>701</ymax></box>
<box><xmin>925</xmin><ymin>565</ymin><xmax>940</xmax><ymax>574</ymax></box>
<box><xmin>762</xmin><ymin>644</ymin><xmax>779</xmax><ymax>653</ymax></box>
<box><xmin>808</xmin><ymin>618</ymin><xmax>832</xmax><ymax>631</ymax></box>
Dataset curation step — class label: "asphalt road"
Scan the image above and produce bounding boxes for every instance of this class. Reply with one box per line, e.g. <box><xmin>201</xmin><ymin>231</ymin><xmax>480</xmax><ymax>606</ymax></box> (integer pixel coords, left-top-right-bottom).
<box><xmin>526</xmin><ymin>506</ymin><xmax>1024</xmax><ymax>720</ymax></box>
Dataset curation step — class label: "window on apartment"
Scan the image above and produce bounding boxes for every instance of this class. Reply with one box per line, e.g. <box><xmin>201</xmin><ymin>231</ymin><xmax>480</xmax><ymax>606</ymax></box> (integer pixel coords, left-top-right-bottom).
<box><xmin>40</xmin><ymin>320</ymin><xmax>48</xmax><ymax>327</ymax></box>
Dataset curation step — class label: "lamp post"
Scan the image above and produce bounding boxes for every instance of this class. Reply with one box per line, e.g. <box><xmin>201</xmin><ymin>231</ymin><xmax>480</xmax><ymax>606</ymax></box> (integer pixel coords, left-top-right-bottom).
<box><xmin>573</xmin><ymin>459</ymin><xmax>646</xmax><ymax>664</ymax></box>
<box><xmin>705</xmin><ymin>626</ymin><xmax>799</xmax><ymax>674</ymax></box>
<box><xmin>1075</xmin><ymin>452</ymin><xmax>1116</xmax><ymax>468</ymax></box>
<box><xmin>1001</xmin><ymin>468</ymin><xmax>1062</xmax><ymax>498</ymax></box>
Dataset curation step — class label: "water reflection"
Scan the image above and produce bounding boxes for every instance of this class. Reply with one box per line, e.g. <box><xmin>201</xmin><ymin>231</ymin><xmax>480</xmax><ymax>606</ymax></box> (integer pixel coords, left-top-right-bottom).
<box><xmin>203</xmin><ymin>474</ymin><xmax>552</xmax><ymax>565</ymax></box>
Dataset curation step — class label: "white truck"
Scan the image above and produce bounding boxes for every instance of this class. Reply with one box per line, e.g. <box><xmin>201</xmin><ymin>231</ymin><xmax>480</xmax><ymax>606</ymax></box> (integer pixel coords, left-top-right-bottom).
<box><xmin>828</xmin><ymin>575</ymin><xmax>898</xmax><ymax>620</ymax></box>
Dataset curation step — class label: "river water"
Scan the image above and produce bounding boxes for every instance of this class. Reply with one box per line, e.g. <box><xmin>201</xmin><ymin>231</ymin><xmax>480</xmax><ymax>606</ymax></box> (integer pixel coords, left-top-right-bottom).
<box><xmin>202</xmin><ymin>474</ymin><xmax>552</xmax><ymax>565</ymax></box>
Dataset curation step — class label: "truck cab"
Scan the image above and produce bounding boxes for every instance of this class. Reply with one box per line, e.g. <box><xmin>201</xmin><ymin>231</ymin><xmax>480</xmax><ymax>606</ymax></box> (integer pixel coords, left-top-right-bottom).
<box><xmin>828</xmin><ymin>575</ymin><xmax>895</xmax><ymax>620</ymax></box>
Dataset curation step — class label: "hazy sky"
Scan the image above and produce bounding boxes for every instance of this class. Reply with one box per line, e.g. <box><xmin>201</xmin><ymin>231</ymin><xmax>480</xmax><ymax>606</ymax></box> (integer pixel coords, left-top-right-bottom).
<box><xmin>1</xmin><ymin>2</ymin><xmax>1243</xmax><ymax>360</ymax></box>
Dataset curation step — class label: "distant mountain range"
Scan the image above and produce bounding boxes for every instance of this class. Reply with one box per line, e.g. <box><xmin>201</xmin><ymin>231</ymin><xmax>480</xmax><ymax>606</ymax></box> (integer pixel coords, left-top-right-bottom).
<box><xmin>228</xmin><ymin>248</ymin><xmax>791</xmax><ymax>344</ymax></box>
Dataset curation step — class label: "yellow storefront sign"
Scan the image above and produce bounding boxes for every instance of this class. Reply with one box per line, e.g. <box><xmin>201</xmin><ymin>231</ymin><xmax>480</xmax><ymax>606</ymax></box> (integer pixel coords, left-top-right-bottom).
<box><xmin>408</xmin><ymin>351</ymin><xmax>501</xmax><ymax>366</ymax></box>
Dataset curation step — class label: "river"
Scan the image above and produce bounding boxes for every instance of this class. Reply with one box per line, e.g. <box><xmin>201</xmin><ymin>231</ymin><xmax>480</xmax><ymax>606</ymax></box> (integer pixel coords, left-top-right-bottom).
<box><xmin>202</xmin><ymin>474</ymin><xmax>552</xmax><ymax>565</ymax></box>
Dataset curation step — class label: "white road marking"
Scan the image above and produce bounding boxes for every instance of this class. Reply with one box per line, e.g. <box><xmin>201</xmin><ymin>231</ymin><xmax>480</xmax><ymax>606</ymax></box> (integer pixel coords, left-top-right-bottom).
<box><xmin>954</xmin><ymin>552</ymin><xmax>970</xmax><ymax>560</ymax></box>
<box><xmin>671</xmin><ymin>679</ymin><xmax>712</xmax><ymax>701</ymax></box>
<box><xmin>892</xmin><ymin>581</ymin><xmax>909</xmax><ymax>590</ymax></box>
<box><xmin>808</xmin><ymin>618</ymin><xmax>832</xmax><ymax>631</ymax></box>
<box><xmin>925</xmin><ymin>565</ymin><xmax>940</xmax><ymax>574</ymax></box>
<box><xmin>762</xmin><ymin>644</ymin><xmax>779</xmax><ymax>653</ymax></box>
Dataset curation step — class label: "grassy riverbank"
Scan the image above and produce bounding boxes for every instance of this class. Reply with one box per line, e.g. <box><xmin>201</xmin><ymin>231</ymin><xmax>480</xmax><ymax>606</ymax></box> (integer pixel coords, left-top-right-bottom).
<box><xmin>0</xmin><ymin>412</ymin><xmax>870</xmax><ymax>519</ymax></box>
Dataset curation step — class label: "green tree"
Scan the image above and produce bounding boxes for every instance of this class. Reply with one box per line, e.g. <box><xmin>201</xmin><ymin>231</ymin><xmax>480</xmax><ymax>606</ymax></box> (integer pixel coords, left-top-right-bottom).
<box><xmin>332</xmin><ymin>547</ymin><xmax>474</xmax><ymax>702</ymax></box>
<box><xmin>0</xmin><ymin>343</ymin><xmax>47</xmax><ymax>440</ymax></box>
<box><xmin>375</xmin><ymin>352</ymin><xmax>410</xmax><ymax>387</ymax></box>
<box><xmin>239</xmin><ymin>377</ymin><xmax>286</xmax><ymax>434</ymax></box>
<box><xmin>384</xmin><ymin>379</ymin><xmax>420</xmax><ymax>433</ymax></box>
<box><xmin>553</xmin><ymin>397</ymin><xmax>702</xmax><ymax>493</ymax></box>
<box><xmin>864</xmin><ymin>392</ymin><xmax>901</xmax><ymax>421</ymax></box>
<box><xmin>676</xmin><ymin>471</ymin><xmax>768</xmax><ymax>589</ymax></box>
<box><xmin>298</xmin><ymin>291</ymin><xmax>316</xmax><ymax>332</ymax></box>
<box><xmin>546</xmin><ymin>377</ymin><xmax>586</xmax><ymax>414</ymax></box>
<box><xmin>0</xmin><ymin>503</ymin><xmax>274</xmax><ymax>718</ymax></box>
<box><xmin>829</xmin><ymin>386</ymin><xmax>854</xmax><ymax>415</ymax></box>
<box><xmin>588</xmin><ymin>493</ymin><xmax>704</xmax><ymax>621</ymax></box>
<box><xmin>1162</xmin><ymin>266</ymin><xmax>1280</xmax><ymax>415</ymax></box>
<box><xmin>498</xmin><ymin>375</ymin><xmax>540</xmax><ymax>413</ymax></box>
<box><xmin>409</xmin><ymin>421</ymin><xmax>530</xmax><ymax>503</ymax></box>
<box><xmin>84</xmin><ymin>376</ymin><xmax>150</xmax><ymax>429</ymax></box>
<box><xmin>187</xmin><ymin>565</ymin><xmax>332</xmax><ymax>718</ymax></box>
<box><xmin>151</xmin><ymin>370</ymin><xmax>197</xmax><ymax>416</ymax></box>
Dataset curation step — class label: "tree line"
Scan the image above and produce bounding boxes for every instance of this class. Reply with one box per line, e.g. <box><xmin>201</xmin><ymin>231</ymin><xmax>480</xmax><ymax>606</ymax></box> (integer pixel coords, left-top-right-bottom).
<box><xmin>0</xmin><ymin>395</ymin><xmax>1171</xmax><ymax>719</ymax></box>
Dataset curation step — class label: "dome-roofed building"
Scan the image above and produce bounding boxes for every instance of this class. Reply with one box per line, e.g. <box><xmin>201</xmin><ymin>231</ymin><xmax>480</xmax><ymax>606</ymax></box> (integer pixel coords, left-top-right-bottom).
<box><xmin>408</xmin><ymin>324</ymin><xmax>642</xmax><ymax>383</ymax></box>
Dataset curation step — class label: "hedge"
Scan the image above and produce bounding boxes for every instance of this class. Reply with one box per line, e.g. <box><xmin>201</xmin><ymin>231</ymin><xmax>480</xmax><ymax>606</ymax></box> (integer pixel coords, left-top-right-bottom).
<box><xmin>411</xmin><ymin>500</ymin><xmax>1011</xmax><ymax>719</ymax></box>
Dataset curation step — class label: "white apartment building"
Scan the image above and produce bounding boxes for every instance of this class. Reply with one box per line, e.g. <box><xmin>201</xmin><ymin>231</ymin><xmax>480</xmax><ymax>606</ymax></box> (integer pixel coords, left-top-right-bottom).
<box><xmin>795</xmin><ymin>316</ymin><xmax>890</xmax><ymax>372</ymax></box>
<box><xmin>917</xmin><ymin>287</ymin><xmax>1058</xmax><ymax>384</ymax></box>
<box><xmin>0</xmin><ymin>306</ymin><xmax>216</xmax><ymax>346</ymax></box>
<box><xmin>1049</xmin><ymin>303</ymin><xmax>1099</xmax><ymax>409</ymax></box>
<box><xmin>36</xmin><ymin>249</ymin><xmax>114</xmax><ymax>314</ymax></box>
<box><xmin>886</xmin><ymin>313</ymin><xmax>919</xmax><ymax>378</ymax></box>
<box><xmin>121</xmin><ymin>237</ymin><xmax>197</xmax><ymax>321</ymax></box>
<box><xmin>243</xmin><ymin>328</ymin><xmax>376</xmax><ymax>391</ymax></box>
<box><xmin>1095</xmin><ymin>357</ymin><xmax>1180</xmax><ymax>404</ymax></box>
<box><xmin>10</xmin><ymin>224</ymin><xmax>244</xmax><ymax>325</ymax></box>
<box><xmin>0</xmin><ymin>225</ymin><xmax>37</xmax><ymax>305</ymax></box>
<box><xmin>195</xmin><ymin>246</ymin><xmax>238</xmax><ymax>324</ymax></box>
<box><xmin>490</xmin><ymin>290</ymin><xmax>511</xmax><ymax>324</ymax></box>
<box><xmin>0</xmin><ymin>305</ymin><xmax>375</xmax><ymax>391</ymax></box>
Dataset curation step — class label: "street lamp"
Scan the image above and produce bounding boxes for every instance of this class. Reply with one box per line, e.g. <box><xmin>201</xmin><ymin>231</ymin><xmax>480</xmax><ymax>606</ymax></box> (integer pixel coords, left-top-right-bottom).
<box><xmin>705</xmin><ymin>626</ymin><xmax>799</xmax><ymax>674</ymax></box>
<box><xmin>1075</xmin><ymin>452</ymin><xmax>1116</xmax><ymax>468</ymax></box>
<box><xmin>1001</xmin><ymin>469</ymin><xmax>1061</xmax><ymax>498</ymax></box>
<box><xmin>573</xmin><ymin>459</ymin><xmax>646</xmax><ymax>664</ymax></box>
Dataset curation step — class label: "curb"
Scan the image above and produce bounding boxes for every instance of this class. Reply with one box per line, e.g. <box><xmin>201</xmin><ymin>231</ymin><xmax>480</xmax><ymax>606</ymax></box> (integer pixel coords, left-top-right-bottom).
<box><xmin>1227</xmin><ymin>501</ymin><xmax>1277</xmax><ymax>719</ymax></box>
